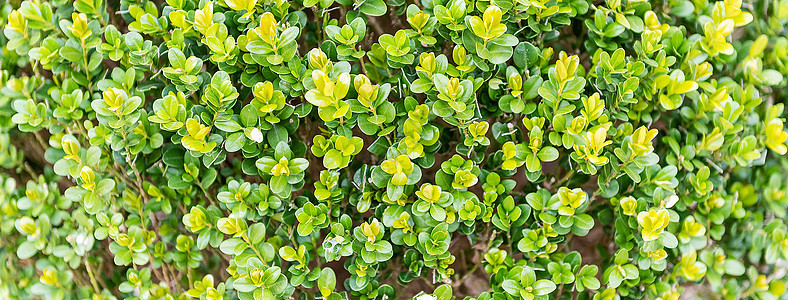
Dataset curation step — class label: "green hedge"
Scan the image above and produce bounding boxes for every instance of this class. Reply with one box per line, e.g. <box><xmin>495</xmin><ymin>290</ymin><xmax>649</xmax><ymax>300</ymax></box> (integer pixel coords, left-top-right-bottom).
<box><xmin>1</xmin><ymin>0</ymin><xmax>788</xmax><ymax>299</ymax></box>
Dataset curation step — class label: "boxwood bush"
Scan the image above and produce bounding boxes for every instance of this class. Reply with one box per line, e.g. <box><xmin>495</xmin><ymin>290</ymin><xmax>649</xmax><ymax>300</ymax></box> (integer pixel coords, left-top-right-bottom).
<box><xmin>1</xmin><ymin>0</ymin><xmax>788</xmax><ymax>299</ymax></box>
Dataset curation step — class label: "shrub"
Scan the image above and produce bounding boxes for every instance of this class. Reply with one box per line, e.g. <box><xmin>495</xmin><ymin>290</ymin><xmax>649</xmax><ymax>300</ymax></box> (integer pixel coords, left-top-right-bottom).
<box><xmin>1</xmin><ymin>0</ymin><xmax>788</xmax><ymax>299</ymax></box>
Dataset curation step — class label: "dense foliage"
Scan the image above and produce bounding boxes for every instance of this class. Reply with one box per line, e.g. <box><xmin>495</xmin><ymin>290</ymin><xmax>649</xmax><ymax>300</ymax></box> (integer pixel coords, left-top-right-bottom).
<box><xmin>1</xmin><ymin>0</ymin><xmax>788</xmax><ymax>299</ymax></box>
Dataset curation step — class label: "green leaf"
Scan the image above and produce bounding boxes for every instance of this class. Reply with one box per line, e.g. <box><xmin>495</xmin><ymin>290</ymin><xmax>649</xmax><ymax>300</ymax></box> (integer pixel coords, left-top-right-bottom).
<box><xmin>16</xmin><ymin>241</ymin><xmax>37</xmax><ymax>259</ymax></box>
<box><xmin>434</xmin><ymin>285</ymin><xmax>453</xmax><ymax>300</ymax></box>
<box><xmin>318</xmin><ymin>268</ymin><xmax>336</xmax><ymax>298</ymax></box>
<box><xmin>248</xmin><ymin>223</ymin><xmax>266</xmax><ymax>245</ymax></box>
<box><xmin>226</xmin><ymin>132</ymin><xmax>246</xmax><ymax>152</ymax></box>
<box><xmin>533</xmin><ymin>279</ymin><xmax>556</xmax><ymax>295</ymax></box>
<box><xmin>60</xmin><ymin>40</ymin><xmax>83</xmax><ymax>62</ymax></box>
<box><xmin>268</xmin><ymin>124</ymin><xmax>288</xmax><ymax>148</ymax></box>
<box><xmin>324</xmin><ymin>149</ymin><xmax>344</xmax><ymax>170</ymax></box>
<box><xmin>537</xmin><ymin>147</ymin><xmax>559</xmax><ymax>162</ymax></box>
<box><xmin>761</xmin><ymin>69</ymin><xmax>784</xmax><ymax>86</ymax></box>
<box><xmin>514</xmin><ymin>42</ymin><xmax>539</xmax><ymax>69</ymax></box>
<box><xmin>724</xmin><ymin>259</ymin><xmax>745</xmax><ymax>276</ymax></box>
<box><xmin>573</xmin><ymin>214</ymin><xmax>595</xmax><ymax>231</ymax></box>
<box><xmin>360</xmin><ymin>0</ymin><xmax>387</xmax><ymax>16</ymax></box>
